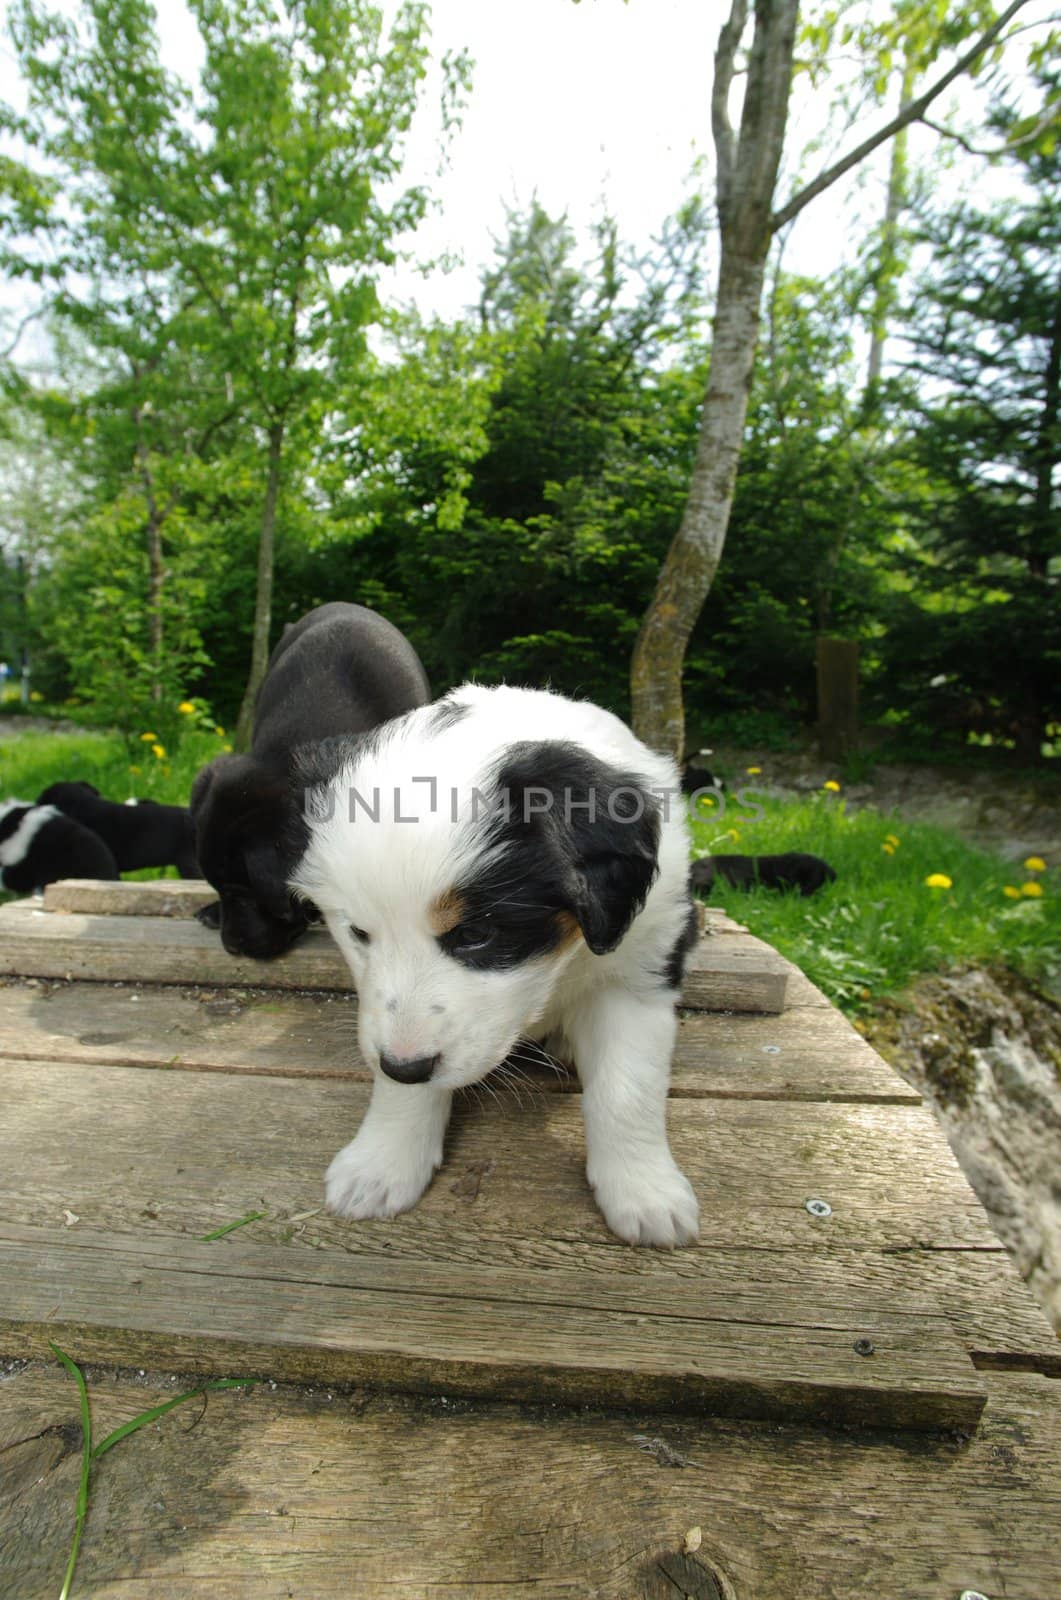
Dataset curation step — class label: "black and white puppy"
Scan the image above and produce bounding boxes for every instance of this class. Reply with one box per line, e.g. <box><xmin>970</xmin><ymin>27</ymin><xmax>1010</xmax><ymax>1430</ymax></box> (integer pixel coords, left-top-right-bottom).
<box><xmin>37</xmin><ymin>782</ymin><xmax>199</xmax><ymax>877</ymax></box>
<box><xmin>691</xmin><ymin>852</ymin><xmax>837</xmax><ymax>897</ymax></box>
<box><xmin>0</xmin><ymin>800</ymin><xmax>119</xmax><ymax>892</ymax></box>
<box><xmin>191</xmin><ymin>601</ymin><xmax>430</xmax><ymax>960</ymax></box>
<box><xmin>291</xmin><ymin>683</ymin><xmax>700</xmax><ymax>1249</ymax></box>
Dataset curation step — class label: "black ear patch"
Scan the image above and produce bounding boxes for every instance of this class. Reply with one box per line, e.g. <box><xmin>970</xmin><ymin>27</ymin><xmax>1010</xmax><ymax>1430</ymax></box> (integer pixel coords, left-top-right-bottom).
<box><xmin>491</xmin><ymin>741</ymin><xmax>660</xmax><ymax>956</ymax></box>
<box><xmin>189</xmin><ymin>754</ymin><xmax>307</xmax><ymax>904</ymax></box>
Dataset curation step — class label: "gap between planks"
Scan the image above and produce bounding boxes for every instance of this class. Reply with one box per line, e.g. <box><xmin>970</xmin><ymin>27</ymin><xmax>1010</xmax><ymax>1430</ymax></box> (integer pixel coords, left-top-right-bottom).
<box><xmin>0</xmin><ymin>1222</ymin><xmax>986</xmax><ymax>1430</ymax></box>
<box><xmin>0</xmin><ymin>977</ymin><xmax>921</xmax><ymax>1104</ymax></box>
<box><xmin>4</xmin><ymin>1366</ymin><xmax>1058</xmax><ymax>1600</ymax></box>
<box><xmin>0</xmin><ymin>893</ymin><xmax>790</xmax><ymax>1013</ymax></box>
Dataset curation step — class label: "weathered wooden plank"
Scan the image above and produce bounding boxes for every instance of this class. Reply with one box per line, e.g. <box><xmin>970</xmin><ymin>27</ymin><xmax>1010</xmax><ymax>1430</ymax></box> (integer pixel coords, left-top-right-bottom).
<box><xmin>674</xmin><ymin>1005</ymin><xmax>919</xmax><ymax>1103</ymax></box>
<box><xmin>0</xmin><ymin>978</ymin><xmax>918</xmax><ymax>1103</ymax></box>
<box><xmin>0</xmin><ymin>1056</ymin><xmax>995</xmax><ymax>1254</ymax></box>
<box><xmin>0</xmin><ymin>902</ymin><xmax>788</xmax><ymax>1012</ymax></box>
<box><xmin>681</xmin><ymin>934</ymin><xmax>787</xmax><ymax>1013</ymax></box>
<box><xmin>0</xmin><ymin>903</ymin><xmax>351</xmax><ymax>990</ymax></box>
<box><xmin>31</xmin><ymin>881</ymin><xmax>741</xmax><ymax>936</ymax></box>
<box><xmin>778</xmin><ymin>965</ymin><xmax>835</xmax><ymax>1009</ymax></box>
<box><xmin>1</xmin><ymin>1037</ymin><xmax>1053</xmax><ymax>1368</ymax></box>
<box><xmin>0</xmin><ymin>1224</ymin><xmax>985</xmax><ymax>1429</ymax></box>
<box><xmin>43</xmin><ymin>878</ymin><xmax>216</xmax><ymax>918</ymax></box>
<box><xmin>2</xmin><ymin>1365</ymin><xmax>1058</xmax><ymax>1600</ymax></box>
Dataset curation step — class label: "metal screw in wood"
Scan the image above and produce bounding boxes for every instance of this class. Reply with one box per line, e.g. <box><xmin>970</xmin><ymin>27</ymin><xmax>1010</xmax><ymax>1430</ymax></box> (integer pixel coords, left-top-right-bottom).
<box><xmin>805</xmin><ymin>1198</ymin><xmax>832</xmax><ymax>1217</ymax></box>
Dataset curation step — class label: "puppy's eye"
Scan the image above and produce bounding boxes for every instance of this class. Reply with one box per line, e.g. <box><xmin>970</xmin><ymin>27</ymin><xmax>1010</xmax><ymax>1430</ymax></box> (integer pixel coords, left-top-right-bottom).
<box><xmin>349</xmin><ymin>924</ymin><xmax>370</xmax><ymax>945</ymax></box>
<box><xmin>450</xmin><ymin>921</ymin><xmax>494</xmax><ymax>952</ymax></box>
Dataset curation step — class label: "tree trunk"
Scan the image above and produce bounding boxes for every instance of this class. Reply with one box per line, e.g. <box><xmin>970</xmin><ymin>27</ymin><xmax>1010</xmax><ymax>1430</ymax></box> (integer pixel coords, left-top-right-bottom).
<box><xmin>630</xmin><ymin>248</ymin><xmax>769</xmax><ymax>757</ymax></box>
<box><xmin>1029</xmin><ymin>288</ymin><xmax>1061</xmax><ymax>579</ymax></box>
<box><xmin>865</xmin><ymin>54</ymin><xmax>918</xmax><ymax>406</ymax></box>
<box><xmin>134</xmin><ymin>418</ymin><xmax>166</xmax><ymax>705</ymax></box>
<box><xmin>629</xmin><ymin>0</ymin><xmax>1032</xmax><ymax>760</ymax></box>
<box><xmin>816</xmin><ymin>636</ymin><xmax>859</xmax><ymax>761</ymax></box>
<box><xmin>235</xmin><ymin>420</ymin><xmax>285</xmax><ymax>750</ymax></box>
<box><xmin>631</xmin><ymin>0</ymin><xmax>798</xmax><ymax>758</ymax></box>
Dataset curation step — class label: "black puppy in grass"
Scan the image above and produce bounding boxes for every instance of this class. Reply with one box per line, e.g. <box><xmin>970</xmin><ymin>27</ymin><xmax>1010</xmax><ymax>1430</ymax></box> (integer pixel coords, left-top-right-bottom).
<box><xmin>691</xmin><ymin>852</ymin><xmax>837</xmax><ymax>897</ymax></box>
<box><xmin>191</xmin><ymin>601</ymin><xmax>430</xmax><ymax>959</ymax></box>
<box><xmin>38</xmin><ymin>782</ymin><xmax>199</xmax><ymax>878</ymax></box>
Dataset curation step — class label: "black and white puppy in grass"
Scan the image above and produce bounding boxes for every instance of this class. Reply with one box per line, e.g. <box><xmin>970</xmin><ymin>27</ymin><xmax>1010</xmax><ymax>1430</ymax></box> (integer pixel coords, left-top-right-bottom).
<box><xmin>292</xmin><ymin>683</ymin><xmax>700</xmax><ymax>1249</ymax></box>
<box><xmin>0</xmin><ymin>800</ymin><xmax>119</xmax><ymax>892</ymax></box>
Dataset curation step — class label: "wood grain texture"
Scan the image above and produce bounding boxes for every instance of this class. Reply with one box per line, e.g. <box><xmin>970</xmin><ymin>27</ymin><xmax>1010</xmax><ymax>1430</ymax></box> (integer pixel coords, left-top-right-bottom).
<box><xmin>43</xmin><ymin>879</ymin><xmax>217</xmax><ymax>917</ymax></box>
<box><xmin>0</xmin><ymin>978</ymin><xmax>919</xmax><ymax>1103</ymax></box>
<box><xmin>6</xmin><ymin>1054</ymin><xmax>1050</xmax><ymax>1370</ymax></box>
<box><xmin>681</xmin><ymin>934</ymin><xmax>787</xmax><ymax>1013</ymax></box>
<box><xmin>0</xmin><ymin>1224</ymin><xmax>985</xmax><ymax>1429</ymax></box>
<box><xmin>0</xmin><ymin>1056</ymin><xmax>995</xmax><ymax>1255</ymax></box>
<box><xmin>0</xmin><ymin>903</ymin><xmax>352</xmax><ymax>990</ymax></box>
<box><xmin>2</xmin><ymin>1365</ymin><xmax>1058</xmax><ymax>1600</ymax></box>
<box><xmin>0</xmin><ymin>903</ymin><xmax>790</xmax><ymax>1013</ymax></box>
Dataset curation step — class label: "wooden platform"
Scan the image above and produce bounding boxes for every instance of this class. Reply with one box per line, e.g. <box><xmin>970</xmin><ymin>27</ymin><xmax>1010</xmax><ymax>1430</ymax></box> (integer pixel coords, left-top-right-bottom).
<box><xmin>1</xmin><ymin>879</ymin><xmax>1058</xmax><ymax>1598</ymax></box>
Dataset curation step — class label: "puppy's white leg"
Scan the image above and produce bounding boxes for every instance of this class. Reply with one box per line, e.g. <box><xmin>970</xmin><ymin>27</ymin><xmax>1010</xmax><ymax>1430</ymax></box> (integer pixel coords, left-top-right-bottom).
<box><xmin>325</xmin><ymin>1076</ymin><xmax>452</xmax><ymax>1221</ymax></box>
<box><xmin>567</xmin><ymin>989</ymin><xmax>699</xmax><ymax>1248</ymax></box>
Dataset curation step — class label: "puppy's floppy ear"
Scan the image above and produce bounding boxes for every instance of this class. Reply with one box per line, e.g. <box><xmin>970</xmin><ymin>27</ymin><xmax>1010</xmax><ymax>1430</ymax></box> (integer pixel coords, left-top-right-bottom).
<box><xmin>189</xmin><ymin>753</ymin><xmax>241</xmax><ymax>819</ymax></box>
<box><xmin>495</xmin><ymin>741</ymin><xmax>660</xmax><ymax>956</ymax></box>
<box><xmin>189</xmin><ymin>755</ymin><xmax>306</xmax><ymax>905</ymax></box>
<box><xmin>240</xmin><ymin>803</ymin><xmax>305</xmax><ymax>919</ymax></box>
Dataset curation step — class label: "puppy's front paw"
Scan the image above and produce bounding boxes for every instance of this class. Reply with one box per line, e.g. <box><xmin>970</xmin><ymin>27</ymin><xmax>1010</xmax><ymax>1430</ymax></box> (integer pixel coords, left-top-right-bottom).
<box><xmin>325</xmin><ymin>1136</ymin><xmax>440</xmax><ymax>1221</ymax></box>
<box><xmin>590</xmin><ymin>1158</ymin><xmax>700</xmax><ymax>1248</ymax></box>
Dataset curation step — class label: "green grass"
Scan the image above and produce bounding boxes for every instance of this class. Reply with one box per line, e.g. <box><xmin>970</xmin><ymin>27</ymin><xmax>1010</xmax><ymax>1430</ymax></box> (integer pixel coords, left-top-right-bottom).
<box><xmin>0</xmin><ymin>726</ymin><xmax>227</xmax><ymax>810</ymax></box>
<box><xmin>3</xmin><ymin>715</ymin><xmax>1057</xmax><ymax>1008</ymax></box>
<box><xmin>0</xmin><ymin>722</ymin><xmax>230</xmax><ymax>890</ymax></box>
<box><xmin>50</xmin><ymin>1343</ymin><xmax>251</xmax><ymax>1599</ymax></box>
<box><xmin>690</xmin><ymin>789</ymin><xmax>1059</xmax><ymax>1013</ymax></box>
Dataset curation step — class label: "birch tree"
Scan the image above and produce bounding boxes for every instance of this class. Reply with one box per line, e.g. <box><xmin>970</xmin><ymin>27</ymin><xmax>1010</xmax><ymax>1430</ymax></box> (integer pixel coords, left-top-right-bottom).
<box><xmin>630</xmin><ymin>0</ymin><xmax>1040</xmax><ymax>758</ymax></box>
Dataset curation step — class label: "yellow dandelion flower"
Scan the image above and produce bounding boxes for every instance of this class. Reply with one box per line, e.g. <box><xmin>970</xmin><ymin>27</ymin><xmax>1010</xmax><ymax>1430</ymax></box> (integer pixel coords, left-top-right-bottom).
<box><xmin>746</xmin><ymin>765</ymin><xmax>761</xmax><ymax>775</ymax></box>
<box><xmin>881</xmin><ymin>842</ymin><xmax>896</xmax><ymax>855</ymax></box>
<box><xmin>1020</xmin><ymin>881</ymin><xmax>1044</xmax><ymax>898</ymax></box>
<box><xmin>727</xmin><ymin>828</ymin><xmax>740</xmax><ymax>842</ymax></box>
<box><xmin>139</xmin><ymin>731</ymin><xmax>157</xmax><ymax>742</ymax></box>
<box><xmin>151</xmin><ymin>743</ymin><xmax>166</xmax><ymax>760</ymax></box>
<box><xmin>178</xmin><ymin>701</ymin><xmax>196</xmax><ymax>715</ymax></box>
<box><xmin>823</xmin><ymin>780</ymin><xmax>841</xmax><ymax>792</ymax></box>
<box><xmin>222</xmin><ymin>743</ymin><xmax>233</xmax><ymax>753</ymax></box>
<box><xmin>925</xmin><ymin>873</ymin><xmax>952</xmax><ymax>889</ymax></box>
<box><xmin>699</xmin><ymin>794</ymin><xmax>715</xmax><ymax>808</ymax></box>
<box><xmin>214</xmin><ymin>725</ymin><xmax>225</xmax><ymax>737</ymax></box>
<box><xmin>885</xmin><ymin>833</ymin><xmax>900</xmax><ymax>847</ymax></box>
<box><xmin>29</xmin><ymin>690</ymin><xmax>43</xmax><ymax>702</ymax></box>
<box><xmin>1023</xmin><ymin>856</ymin><xmax>1046</xmax><ymax>873</ymax></box>
<box><xmin>1003</xmin><ymin>886</ymin><xmax>1021</xmax><ymax>899</ymax></box>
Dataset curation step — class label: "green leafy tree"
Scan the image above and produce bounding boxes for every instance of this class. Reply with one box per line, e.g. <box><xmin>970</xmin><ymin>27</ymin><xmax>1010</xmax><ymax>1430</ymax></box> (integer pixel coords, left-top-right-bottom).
<box><xmin>629</xmin><ymin>0</ymin><xmax>1041</xmax><ymax>759</ymax></box>
<box><xmin>882</xmin><ymin>85</ymin><xmax>1061</xmax><ymax>759</ymax></box>
<box><xmin>1</xmin><ymin>0</ymin><xmax>467</xmax><ymax>743</ymax></box>
<box><xmin>315</xmin><ymin>202</ymin><xmax>709</xmax><ymax>707</ymax></box>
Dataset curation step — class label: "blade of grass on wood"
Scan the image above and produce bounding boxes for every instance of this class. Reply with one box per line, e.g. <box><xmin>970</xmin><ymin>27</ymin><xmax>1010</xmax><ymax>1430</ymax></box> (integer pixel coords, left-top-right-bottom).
<box><xmin>200</xmin><ymin>1209</ymin><xmax>266</xmax><ymax>1241</ymax></box>
<box><xmin>49</xmin><ymin>1343</ymin><xmax>92</xmax><ymax>1600</ymax></box>
<box><xmin>91</xmin><ymin>1378</ymin><xmax>254</xmax><ymax>1459</ymax></box>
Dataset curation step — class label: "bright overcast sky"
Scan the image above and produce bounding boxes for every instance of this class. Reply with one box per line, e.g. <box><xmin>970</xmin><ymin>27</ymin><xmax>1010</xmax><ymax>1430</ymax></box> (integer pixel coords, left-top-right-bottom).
<box><xmin>0</xmin><ymin>0</ymin><xmax>1053</xmax><ymax>341</ymax></box>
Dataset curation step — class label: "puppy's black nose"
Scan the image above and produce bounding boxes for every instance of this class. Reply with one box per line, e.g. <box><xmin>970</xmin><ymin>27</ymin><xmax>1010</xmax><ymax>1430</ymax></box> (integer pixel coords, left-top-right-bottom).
<box><xmin>379</xmin><ymin>1052</ymin><xmax>441</xmax><ymax>1085</ymax></box>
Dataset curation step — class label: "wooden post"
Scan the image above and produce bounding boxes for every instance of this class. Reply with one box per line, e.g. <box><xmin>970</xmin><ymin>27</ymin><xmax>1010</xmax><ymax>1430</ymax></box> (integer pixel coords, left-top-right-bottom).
<box><xmin>817</xmin><ymin>637</ymin><xmax>859</xmax><ymax>761</ymax></box>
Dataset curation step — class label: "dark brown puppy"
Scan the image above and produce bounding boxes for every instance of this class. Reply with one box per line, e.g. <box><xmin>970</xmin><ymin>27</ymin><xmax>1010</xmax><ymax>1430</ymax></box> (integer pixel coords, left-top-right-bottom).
<box><xmin>191</xmin><ymin>602</ymin><xmax>430</xmax><ymax>959</ymax></box>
